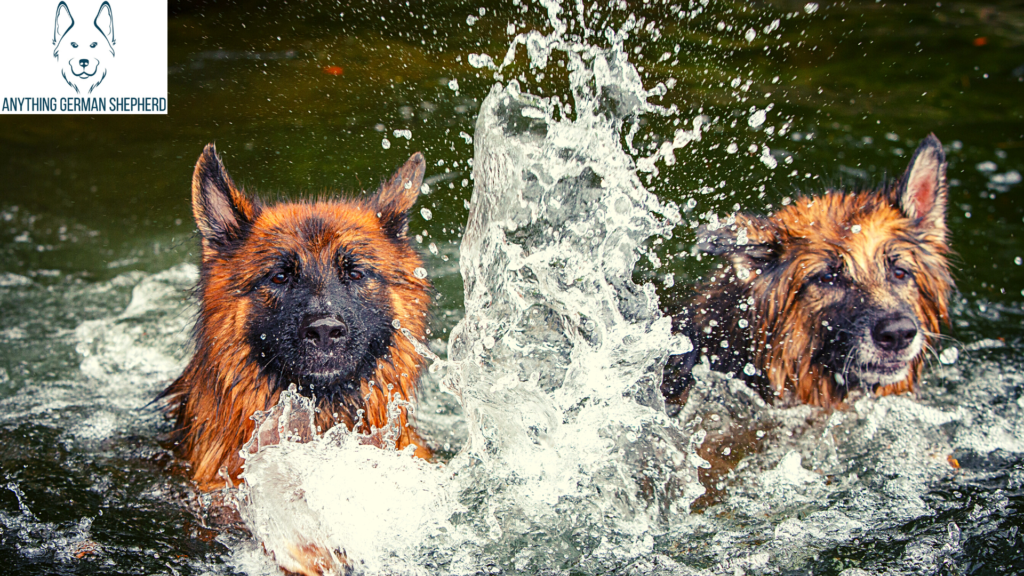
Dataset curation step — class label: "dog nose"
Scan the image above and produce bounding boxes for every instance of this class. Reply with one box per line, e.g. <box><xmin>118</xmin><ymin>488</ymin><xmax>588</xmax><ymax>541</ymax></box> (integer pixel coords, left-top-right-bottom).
<box><xmin>79</xmin><ymin>58</ymin><xmax>89</xmax><ymax>68</ymax></box>
<box><xmin>299</xmin><ymin>315</ymin><xmax>348</xmax><ymax>348</ymax></box>
<box><xmin>872</xmin><ymin>316</ymin><xmax>918</xmax><ymax>352</ymax></box>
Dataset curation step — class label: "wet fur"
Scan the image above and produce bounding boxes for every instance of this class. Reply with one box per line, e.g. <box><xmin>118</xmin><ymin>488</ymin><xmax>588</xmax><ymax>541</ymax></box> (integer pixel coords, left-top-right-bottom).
<box><xmin>161</xmin><ymin>145</ymin><xmax>431</xmax><ymax>491</ymax></box>
<box><xmin>663</xmin><ymin>134</ymin><xmax>953</xmax><ymax>409</ymax></box>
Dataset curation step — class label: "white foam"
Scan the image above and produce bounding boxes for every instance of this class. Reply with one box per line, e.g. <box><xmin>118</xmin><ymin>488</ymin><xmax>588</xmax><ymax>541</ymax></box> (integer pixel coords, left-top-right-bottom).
<box><xmin>239</xmin><ymin>388</ymin><xmax>457</xmax><ymax>575</ymax></box>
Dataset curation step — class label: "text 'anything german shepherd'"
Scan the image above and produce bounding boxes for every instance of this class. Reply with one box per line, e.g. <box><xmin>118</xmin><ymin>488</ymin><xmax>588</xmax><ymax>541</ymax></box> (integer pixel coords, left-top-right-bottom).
<box><xmin>160</xmin><ymin>145</ymin><xmax>432</xmax><ymax>491</ymax></box>
<box><xmin>662</xmin><ymin>134</ymin><xmax>953</xmax><ymax>409</ymax></box>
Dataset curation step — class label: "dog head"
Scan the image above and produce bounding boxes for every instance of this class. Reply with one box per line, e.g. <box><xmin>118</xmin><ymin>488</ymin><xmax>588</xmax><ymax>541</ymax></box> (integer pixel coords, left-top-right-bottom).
<box><xmin>53</xmin><ymin>1</ymin><xmax>115</xmax><ymax>94</ymax></box>
<box><xmin>189</xmin><ymin>145</ymin><xmax>430</xmax><ymax>402</ymax></box>
<box><xmin>699</xmin><ymin>134</ymin><xmax>953</xmax><ymax>405</ymax></box>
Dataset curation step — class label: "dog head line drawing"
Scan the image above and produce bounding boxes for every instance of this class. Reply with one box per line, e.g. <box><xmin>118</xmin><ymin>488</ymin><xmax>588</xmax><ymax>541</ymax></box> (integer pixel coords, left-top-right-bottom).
<box><xmin>53</xmin><ymin>1</ymin><xmax>115</xmax><ymax>94</ymax></box>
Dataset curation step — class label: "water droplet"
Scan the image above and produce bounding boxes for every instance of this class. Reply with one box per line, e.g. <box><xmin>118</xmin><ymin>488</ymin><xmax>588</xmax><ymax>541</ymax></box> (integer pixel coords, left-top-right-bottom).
<box><xmin>726</xmin><ymin>142</ymin><xmax>738</xmax><ymax>154</ymax></box>
<box><xmin>939</xmin><ymin>347</ymin><xmax>959</xmax><ymax>365</ymax></box>
<box><xmin>429</xmin><ymin>242</ymin><xmax>438</xmax><ymax>255</ymax></box>
<box><xmin>738</xmin><ymin>319</ymin><xmax>749</xmax><ymax>329</ymax></box>
<box><xmin>975</xmin><ymin>160</ymin><xmax>997</xmax><ymax>173</ymax></box>
<box><xmin>1015</xmin><ymin>256</ymin><xmax>1022</xmax><ymax>265</ymax></box>
<box><xmin>851</xmin><ymin>224</ymin><xmax>862</xmax><ymax>234</ymax></box>
<box><xmin>743</xmin><ymin>363</ymin><xmax>756</xmax><ymax>376</ymax></box>
<box><xmin>392</xmin><ymin>319</ymin><xmax>402</xmax><ymax>329</ymax></box>
<box><xmin>990</xmin><ymin>170</ymin><xmax>1022</xmax><ymax>191</ymax></box>
<box><xmin>748</xmin><ymin>109</ymin><xmax>766</xmax><ymax>128</ymax></box>
<box><xmin>260</xmin><ymin>333</ymin><xmax>267</xmax><ymax>340</ymax></box>
<box><xmin>745</xmin><ymin>28</ymin><xmax>756</xmax><ymax>42</ymax></box>
<box><xmin>381</xmin><ymin>138</ymin><xmax>391</xmax><ymax>149</ymax></box>
<box><xmin>414</xmin><ymin>267</ymin><xmax>428</xmax><ymax>279</ymax></box>
<box><xmin>447</xmin><ymin>79</ymin><xmax>460</xmax><ymax>92</ymax></box>
<box><xmin>804</xmin><ymin>2</ymin><xmax>819</xmax><ymax>14</ymax></box>
<box><xmin>468</xmin><ymin>53</ymin><xmax>495</xmax><ymax>69</ymax></box>
<box><xmin>947</xmin><ymin>522</ymin><xmax>961</xmax><ymax>546</ymax></box>
<box><xmin>420</xmin><ymin>208</ymin><xmax>433</xmax><ymax>221</ymax></box>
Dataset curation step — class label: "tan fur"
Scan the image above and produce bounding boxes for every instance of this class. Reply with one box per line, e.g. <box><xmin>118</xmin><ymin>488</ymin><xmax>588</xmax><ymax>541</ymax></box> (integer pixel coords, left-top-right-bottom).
<box><xmin>744</xmin><ymin>194</ymin><xmax>949</xmax><ymax>405</ymax></box>
<box><xmin>664</xmin><ymin>134</ymin><xmax>953</xmax><ymax>409</ymax></box>
<box><xmin>161</xmin><ymin>146</ymin><xmax>431</xmax><ymax>491</ymax></box>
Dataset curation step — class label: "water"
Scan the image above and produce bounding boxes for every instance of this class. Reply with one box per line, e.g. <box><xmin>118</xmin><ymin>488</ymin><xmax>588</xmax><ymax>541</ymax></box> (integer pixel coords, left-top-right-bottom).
<box><xmin>1</xmin><ymin>0</ymin><xmax>1023</xmax><ymax>574</ymax></box>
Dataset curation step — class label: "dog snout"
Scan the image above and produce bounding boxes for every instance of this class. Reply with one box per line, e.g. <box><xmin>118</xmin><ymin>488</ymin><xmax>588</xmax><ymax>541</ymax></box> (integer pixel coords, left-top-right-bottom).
<box><xmin>78</xmin><ymin>58</ymin><xmax>90</xmax><ymax>68</ymax></box>
<box><xmin>871</xmin><ymin>315</ymin><xmax>918</xmax><ymax>352</ymax></box>
<box><xmin>299</xmin><ymin>315</ymin><xmax>349</xmax><ymax>349</ymax></box>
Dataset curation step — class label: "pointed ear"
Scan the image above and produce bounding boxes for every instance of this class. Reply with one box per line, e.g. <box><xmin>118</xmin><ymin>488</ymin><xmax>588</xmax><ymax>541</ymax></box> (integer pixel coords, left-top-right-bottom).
<box><xmin>895</xmin><ymin>134</ymin><xmax>948</xmax><ymax>239</ymax></box>
<box><xmin>371</xmin><ymin>152</ymin><xmax>425</xmax><ymax>238</ymax></box>
<box><xmin>94</xmin><ymin>2</ymin><xmax>115</xmax><ymax>53</ymax></box>
<box><xmin>697</xmin><ymin>213</ymin><xmax>779</xmax><ymax>271</ymax></box>
<box><xmin>54</xmin><ymin>2</ymin><xmax>74</xmax><ymax>52</ymax></box>
<box><xmin>191</xmin><ymin>144</ymin><xmax>258</xmax><ymax>248</ymax></box>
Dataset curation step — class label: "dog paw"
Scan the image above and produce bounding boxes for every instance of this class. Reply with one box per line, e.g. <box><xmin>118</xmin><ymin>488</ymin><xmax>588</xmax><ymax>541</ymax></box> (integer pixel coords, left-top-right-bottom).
<box><xmin>279</xmin><ymin>543</ymin><xmax>350</xmax><ymax>576</ymax></box>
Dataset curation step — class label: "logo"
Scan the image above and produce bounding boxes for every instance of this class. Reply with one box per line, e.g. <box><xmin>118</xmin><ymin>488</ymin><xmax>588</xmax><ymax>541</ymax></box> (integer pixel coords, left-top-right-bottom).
<box><xmin>1</xmin><ymin>0</ymin><xmax>167</xmax><ymax>115</ymax></box>
<box><xmin>54</xmin><ymin>1</ymin><xmax>116</xmax><ymax>94</ymax></box>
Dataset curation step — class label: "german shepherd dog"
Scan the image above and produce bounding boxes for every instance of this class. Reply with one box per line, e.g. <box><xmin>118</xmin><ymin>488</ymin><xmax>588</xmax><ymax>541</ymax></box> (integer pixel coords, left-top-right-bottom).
<box><xmin>160</xmin><ymin>145</ymin><xmax>432</xmax><ymax>493</ymax></box>
<box><xmin>662</xmin><ymin>134</ymin><xmax>953</xmax><ymax>410</ymax></box>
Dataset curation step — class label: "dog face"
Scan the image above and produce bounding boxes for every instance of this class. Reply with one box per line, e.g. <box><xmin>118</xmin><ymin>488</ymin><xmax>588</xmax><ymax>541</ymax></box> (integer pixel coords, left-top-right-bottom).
<box><xmin>160</xmin><ymin>145</ymin><xmax>432</xmax><ymax>490</ymax></box>
<box><xmin>53</xmin><ymin>1</ymin><xmax>115</xmax><ymax>94</ymax></box>
<box><xmin>686</xmin><ymin>135</ymin><xmax>952</xmax><ymax>406</ymax></box>
<box><xmin>190</xmin><ymin>146</ymin><xmax>430</xmax><ymax>403</ymax></box>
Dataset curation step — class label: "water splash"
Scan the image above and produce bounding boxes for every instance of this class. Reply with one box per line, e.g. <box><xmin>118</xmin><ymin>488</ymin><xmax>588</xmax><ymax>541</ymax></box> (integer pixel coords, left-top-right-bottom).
<box><xmin>433</xmin><ymin>73</ymin><xmax>697</xmax><ymax>575</ymax></box>
<box><xmin>238</xmin><ymin>1</ymin><xmax>705</xmax><ymax>572</ymax></box>
<box><xmin>237</xmin><ymin>387</ymin><xmax>456</xmax><ymax>575</ymax></box>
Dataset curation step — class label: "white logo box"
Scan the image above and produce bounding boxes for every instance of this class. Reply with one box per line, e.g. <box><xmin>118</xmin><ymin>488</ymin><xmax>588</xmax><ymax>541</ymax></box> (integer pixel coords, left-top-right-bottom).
<box><xmin>1</xmin><ymin>0</ymin><xmax>168</xmax><ymax>115</ymax></box>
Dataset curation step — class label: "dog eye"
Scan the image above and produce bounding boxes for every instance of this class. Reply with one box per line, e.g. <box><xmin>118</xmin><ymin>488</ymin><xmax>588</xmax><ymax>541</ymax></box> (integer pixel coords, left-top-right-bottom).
<box><xmin>818</xmin><ymin>271</ymin><xmax>837</xmax><ymax>284</ymax></box>
<box><xmin>348</xmin><ymin>270</ymin><xmax>364</xmax><ymax>281</ymax></box>
<box><xmin>892</xmin><ymin>266</ymin><xmax>909</xmax><ymax>280</ymax></box>
<box><xmin>90</xmin><ymin>42</ymin><xmax>97</xmax><ymax>48</ymax></box>
<box><xmin>71</xmin><ymin>42</ymin><xmax>78</xmax><ymax>48</ymax></box>
<box><xmin>271</xmin><ymin>271</ymin><xmax>289</xmax><ymax>284</ymax></box>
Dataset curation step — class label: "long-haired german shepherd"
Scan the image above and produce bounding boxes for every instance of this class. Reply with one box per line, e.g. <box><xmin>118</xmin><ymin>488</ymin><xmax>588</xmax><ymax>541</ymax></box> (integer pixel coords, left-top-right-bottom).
<box><xmin>662</xmin><ymin>134</ymin><xmax>953</xmax><ymax>410</ymax></box>
<box><xmin>160</xmin><ymin>145</ymin><xmax>432</xmax><ymax>491</ymax></box>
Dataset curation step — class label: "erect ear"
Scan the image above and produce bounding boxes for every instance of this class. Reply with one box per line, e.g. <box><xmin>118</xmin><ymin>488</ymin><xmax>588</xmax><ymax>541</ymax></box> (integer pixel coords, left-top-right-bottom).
<box><xmin>54</xmin><ymin>2</ymin><xmax>74</xmax><ymax>53</ymax></box>
<box><xmin>191</xmin><ymin>144</ymin><xmax>259</xmax><ymax>248</ymax></box>
<box><xmin>697</xmin><ymin>213</ymin><xmax>779</xmax><ymax>271</ymax></box>
<box><xmin>895</xmin><ymin>134</ymin><xmax>948</xmax><ymax>240</ymax></box>
<box><xmin>94</xmin><ymin>2</ymin><xmax>115</xmax><ymax>54</ymax></box>
<box><xmin>371</xmin><ymin>152</ymin><xmax>425</xmax><ymax>238</ymax></box>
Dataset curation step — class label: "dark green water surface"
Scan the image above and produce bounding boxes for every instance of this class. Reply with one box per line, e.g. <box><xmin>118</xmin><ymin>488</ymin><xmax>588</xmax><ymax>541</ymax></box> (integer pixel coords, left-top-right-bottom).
<box><xmin>1</xmin><ymin>0</ymin><xmax>1022</xmax><ymax>574</ymax></box>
